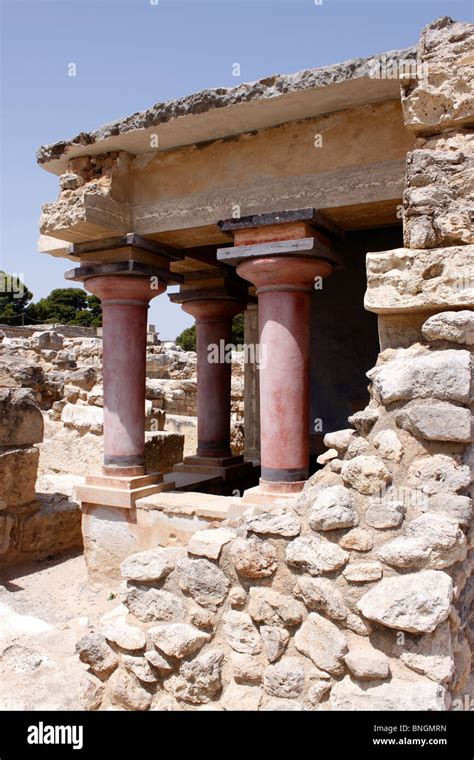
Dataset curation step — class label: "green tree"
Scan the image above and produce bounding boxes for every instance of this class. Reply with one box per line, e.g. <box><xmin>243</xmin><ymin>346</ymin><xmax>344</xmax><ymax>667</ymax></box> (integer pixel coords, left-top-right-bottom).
<box><xmin>175</xmin><ymin>314</ymin><xmax>245</xmax><ymax>352</ymax></box>
<box><xmin>33</xmin><ymin>288</ymin><xmax>102</xmax><ymax>326</ymax></box>
<box><xmin>0</xmin><ymin>272</ymin><xmax>34</xmax><ymax>323</ymax></box>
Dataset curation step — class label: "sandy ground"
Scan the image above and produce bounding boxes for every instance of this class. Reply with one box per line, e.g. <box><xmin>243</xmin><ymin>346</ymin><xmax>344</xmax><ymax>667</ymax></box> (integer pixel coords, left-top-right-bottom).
<box><xmin>0</xmin><ymin>551</ymin><xmax>120</xmax><ymax>711</ymax></box>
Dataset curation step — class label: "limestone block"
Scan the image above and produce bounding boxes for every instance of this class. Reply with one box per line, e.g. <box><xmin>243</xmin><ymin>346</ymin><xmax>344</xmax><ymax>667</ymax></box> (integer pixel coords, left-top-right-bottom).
<box><xmin>373</xmin><ymin>429</ymin><xmax>403</xmax><ymax>462</ymax></box>
<box><xmin>377</xmin><ymin>513</ymin><xmax>467</xmax><ymax>570</ymax></box>
<box><xmin>144</xmin><ymin>432</ymin><xmax>184</xmax><ymax>474</ymax></box>
<box><xmin>102</xmin><ymin>620</ymin><xmax>146</xmax><ymax>651</ymax></box>
<box><xmin>342</xmin><ymin>562</ymin><xmax>383</xmax><ymax>583</ymax></box>
<box><xmin>422</xmin><ymin>310</ymin><xmax>474</xmax><ymax>346</ymax></box>
<box><xmin>407</xmin><ymin>454</ymin><xmax>471</xmax><ymax>495</ymax></box>
<box><xmin>368</xmin><ymin>349</ymin><xmax>471</xmax><ymax>403</ymax></box>
<box><xmin>0</xmin><ymin>514</ymin><xmax>15</xmax><ymax>555</ymax></box>
<box><xmin>149</xmin><ymin>623</ymin><xmax>210</xmax><ymax>659</ymax></box>
<box><xmin>260</xmin><ymin>626</ymin><xmax>290</xmax><ymax>663</ymax></box>
<box><xmin>344</xmin><ymin>646</ymin><xmax>390</xmax><ymax>680</ymax></box>
<box><xmin>330</xmin><ymin>676</ymin><xmax>448</xmax><ymax>710</ymax></box>
<box><xmin>65</xmin><ymin>367</ymin><xmax>97</xmax><ymax>391</ymax></box>
<box><xmin>365</xmin><ymin>499</ymin><xmax>405</xmax><ymax>529</ymax></box>
<box><xmin>0</xmin><ymin>389</ymin><xmax>43</xmax><ymax>446</ymax></box>
<box><xmin>0</xmin><ymin>447</ymin><xmax>39</xmax><ymax>509</ymax></box>
<box><xmin>286</xmin><ymin>535</ymin><xmax>348</xmax><ymax>576</ymax></box>
<box><xmin>177</xmin><ymin>557</ymin><xmax>230</xmax><ymax>609</ymax></box>
<box><xmin>397</xmin><ymin>402</ymin><xmax>471</xmax><ymax>442</ymax></box>
<box><xmin>231</xmin><ymin>652</ymin><xmax>263</xmax><ymax>684</ymax></box>
<box><xmin>365</xmin><ymin>246</ymin><xmax>474</xmax><ymax>313</ymax></box>
<box><xmin>339</xmin><ymin>528</ymin><xmax>374</xmax><ymax>552</ymax></box>
<box><xmin>403</xmin><ymin>145</ymin><xmax>474</xmax><ymax>249</ymax></box>
<box><xmin>423</xmin><ymin>493</ymin><xmax>472</xmax><ymax>527</ymax></box>
<box><xmin>294</xmin><ymin>613</ymin><xmax>348</xmax><ymax>676</ymax></box>
<box><xmin>263</xmin><ymin>657</ymin><xmax>305</xmax><ymax>699</ymax></box>
<box><xmin>166</xmin><ymin>649</ymin><xmax>224</xmax><ymax>704</ymax></box>
<box><xmin>341</xmin><ymin>455</ymin><xmax>391</xmax><ymax>495</ymax></box>
<box><xmin>401</xmin><ymin>17</ymin><xmax>474</xmax><ymax>134</ymax></box>
<box><xmin>243</xmin><ymin>507</ymin><xmax>301</xmax><ymax>538</ymax></box>
<box><xmin>357</xmin><ymin>570</ymin><xmax>453</xmax><ymax>633</ymax></box>
<box><xmin>61</xmin><ymin>403</ymin><xmax>103</xmax><ymax>434</ymax></box>
<box><xmin>124</xmin><ymin>585</ymin><xmax>186</xmax><ymax>623</ymax></box>
<box><xmin>107</xmin><ymin>668</ymin><xmax>152</xmax><ymax>711</ymax></box>
<box><xmin>123</xmin><ymin>654</ymin><xmax>159</xmax><ymax>684</ymax></box>
<box><xmin>308</xmin><ymin>485</ymin><xmax>358</xmax><ymax>531</ymax></box>
<box><xmin>221</xmin><ymin>683</ymin><xmax>262</xmax><ymax>711</ymax></box>
<box><xmin>82</xmin><ymin>504</ymin><xmax>139</xmax><ymax>585</ymax></box>
<box><xmin>121</xmin><ymin>546</ymin><xmax>186</xmax><ymax>583</ymax></box>
<box><xmin>248</xmin><ymin>587</ymin><xmax>305</xmax><ymax>628</ymax></box>
<box><xmin>222</xmin><ymin>611</ymin><xmax>262</xmax><ymax>655</ymax></box>
<box><xmin>187</xmin><ymin>527</ymin><xmax>236</xmax><ymax>559</ymax></box>
<box><xmin>293</xmin><ymin>576</ymin><xmax>349</xmax><ymax>622</ymax></box>
<box><xmin>19</xmin><ymin>494</ymin><xmax>82</xmax><ymax>555</ymax></box>
<box><xmin>230</xmin><ymin>537</ymin><xmax>277</xmax><ymax>579</ymax></box>
<box><xmin>76</xmin><ymin>634</ymin><xmax>119</xmax><ymax>678</ymax></box>
<box><xmin>399</xmin><ymin>621</ymin><xmax>455</xmax><ymax>684</ymax></box>
<box><xmin>323</xmin><ymin>429</ymin><xmax>355</xmax><ymax>454</ymax></box>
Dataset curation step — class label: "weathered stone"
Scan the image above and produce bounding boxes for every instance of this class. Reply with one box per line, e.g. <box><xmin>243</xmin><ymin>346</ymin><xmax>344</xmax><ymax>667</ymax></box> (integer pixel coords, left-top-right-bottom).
<box><xmin>0</xmin><ymin>389</ymin><xmax>43</xmax><ymax>446</ymax></box>
<box><xmin>365</xmin><ymin>499</ymin><xmax>405</xmax><ymax>529</ymax></box>
<box><xmin>65</xmin><ymin>366</ymin><xmax>97</xmax><ymax>391</ymax></box>
<box><xmin>407</xmin><ymin>454</ymin><xmax>471</xmax><ymax>495</ymax></box>
<box><xmin>188</xmin><ymin>606</ymin><xmax>215</xmax><ymax>630</ymax></box>
<box><xmin>424</xmin><ymin>493</ymin><xmax>472</xmax><ymax>527</ymax></box>
<box><xmin>222</xmin><ymin>611</ymin><xmax>262</xmax><ymax>655</ymax></box>
<box><xmin>343</xmin><ymin>562</ymin><xmax>383</xmax><ymax>583</ymax></box>
<box><xmin>365</xmin><ymin>247</ymin><xmax>474</xmax><ymax>313</ymax></box>
<box><xmin>348</xmin><ymin>407</ymin><xmax>380</xmax><ymax>435</ymax></box>
<box><xmin>373</xmin><ymin>429</ymin><xmax>403</xmax><ymax>462</ymax></box>
<box><xmin>107</xmin><ymin>668</ymin><xmax>152</xmax><ymax>711</ymax></box>
<box><xmin>221</xmin><ymin>683</ymin><xmax>262</xmax><ymax>711</ymax></box>
<box><xmin>401</xmin><ymin>17</ymin><xmax>474</xmax><ymax>135</ymax></box>
<box><xmin>31</xmin><ymin>330</ymin><xmax>63</xmax><ymax>351</ymax></box>
<box><xmin>261</xmin><ymin>698</ymin><xmax>304</xmax><ymax>711</ymax></box>
<box><xmin>80</xmin><ymin>675</ymin><xmax>105</xmax><ymax>711</ymax></box>
<box><xmin>341</xmin><ymin>456</ymin><xmax>391</xmax><ymax>496</ymax></box>
<box><xmin>357</xmin><ymin>570</ymin><xmax>453</xmax><ymax>633</ymax></box>
<box><xmin>294</xmin><ymin>577</ymin><xmax>349</xmax><ymax>621</ymax></box>
<box><xmin>230</xmin><ymin>537</ymin><xmax>277</xmax><ymax>579</ymax></box>
<box><xmin>286</xmin><ymin>535</ymin><xmax>348</xmax><ymax>576</ymax></box>
<box><xmin>346</xmin><ymin>437</ymin><xmax>371</xmax><ymax>458</ymax></box>
<box><xmin>0</xmin><ymin>515</ymin><xmax>15</xmax><ymax>553</ymax></box>
<box><xmin>323</xmin><ymin>429</ymin><xmax>355</xmax><ymax>454</ymax></box>
<box><xmin>121</xmin><ymin>547</ymin><xmax>186</xmax><ymax>583</ymax></box>
<box><xmin>263</xmin><ymin>657</ymin><xmax>305</xmax><ymax>699</ymax></box>
<box><xmin>316</xmin><ymin>448</ymin><xmax>338</xmax><ymax>465</ymax></box>
<box><xmin>231</xmin><ymin>652</ymin><xmax>263</xmax><ymax>684</ymax></box>
<box><xmin>260</xmin><ymin>626</ymin><xmax>290</xmax><ymax>663</ymax></box>
<box><xmin>61</xmin><ymin>403</ymin><xmax>103</xmax><ymax>434</ymax></box>
<box><xmin>123</xmin><ymin>654</ymin><xmax>159</xmax><ymax>684</ymax></box>
<box><xmin>340</xmin><ymin>528</ymin><xmax>374</xmax><ymax>552</ymax></box>
<box><xmin>377</xmin><ymin>513</ymin><xmax>467</xmax><ymax>570</ymax></box>
<box><xmin>0</xmin><ymin>447</ymin><xmax>39</xmax><ymax>509</ymax></box>
<box><xmin>103</xmin><ymin>620</ymin><xmax>146</xmax><ymax>651</ymax></box>
<box><xmin>177</xmin><ymin>558</ymin><xmax>230</xmax><ymax>608</ymax></box>
<box><xmin>76</xmin><ymin>633</ymin><xmax>118</xmax><ymax>677</ymax></box>
<box><xmin>124</xmin><ymin>585</ymin><xmax>186</xmax><ymax>623</ymax></box>
<box><xmin>294</xmin><ymin>613</ymin><xmax>348</xmax><ymax>675</ymax></box>
<box><xmin>367</xmin><ymin>349</ymin><xmax>471</xmax><ymax>404</ymax></box>
<box><xmin>149</xmin><ymin>623</ymin><xmax>210</xmax><ymax>659</ymax></box>
<box><xmin>144</xmin><ymin>648</ymin><xmax>175</xmax><ymax>673</ymax></box>
<box><xmin>309</xmin><ymin>485</ymin><xmax>358</xmax><ymax>531</ymax></box>
<box><xmin>400</xmin><ymin>621</ymin><xmax>455</xmax><ymax>684</ymax></box>
<box><xmin>166</xmin><ymin>649</ymin><xmax>224</xmax><ymax>704</ymax></box>
<box><xmin>307</xmin><ymin>680</ymin><xmax>331</xmax><ymax>705</ymax></box>
<box><xmin>187</xmin><ymin>528</ymin><xmax>236</xmax><ymax>559</ymax></box>
<box><xmin>228</xmin><ymin>587</ymin><xmax>247</xmax><ymax>608</ymax></box>
<box><xmin>422</xmin><ymin>310</ymin><xmax>474</xmax><ymax>346</ymax></box>
<box><xmin>344</xmin><ymin>646</ymin><xmax>390</xmax><ymax>680</ymax></box>
<box><xmin>330</xmin><ymin>676</ymin><xmax>448</xmax><ymax>711</ymax></box>
<box><xmin>244</xmin><ymin>508</ymin><xmax>301</xmax><ymax>538</ymax></box>
<box><xmin>397</xmin><ymin>402</ymin><xmax>471</xmax><ymax>442</ymax></box>
<box><xmin>248</xmin><ymin>587</ymin><xmax>305</xmax><ymax>627</ymax></box>
<box><xmin>345</xmin><ymin>613</ymin><xmax>372</xmax><ymax>637</ymax></box>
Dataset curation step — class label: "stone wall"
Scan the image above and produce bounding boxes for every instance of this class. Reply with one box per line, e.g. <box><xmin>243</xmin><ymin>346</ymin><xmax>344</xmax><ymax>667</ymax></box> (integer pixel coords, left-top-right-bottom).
<box><xmin>0</xmin><ymin>389</ymin><xmax>82</xmax><ymax>566</ymax></box>
<box><xmin>75</xmin><ymin>309</ymin><xmax>473</xmax><ymax>711</ymax></box>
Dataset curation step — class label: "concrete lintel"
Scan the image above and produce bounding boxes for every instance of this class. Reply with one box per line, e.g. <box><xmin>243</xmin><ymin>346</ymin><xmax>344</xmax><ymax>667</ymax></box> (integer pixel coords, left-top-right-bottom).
<box><xmin>65</xmin><ymin>260</ymin><xmax>184</xmax><ymax>284</ymax></box>
<box><xmin>218</xmin><ymin>207</ymin><xmax>343</xmax><ymax>239</ymax></box>
<box><xmin>37</xmin><ymin>47</ymin><xmax>415</xmax><ymax>175</ymax></box>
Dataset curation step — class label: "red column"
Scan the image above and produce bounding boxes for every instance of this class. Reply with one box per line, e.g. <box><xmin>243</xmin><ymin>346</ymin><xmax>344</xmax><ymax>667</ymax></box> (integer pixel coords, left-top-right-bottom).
<box><xmin>237</xmin><ymin>256</ymin><xmax>332</xmax><ymax>494</ymax></box>
<box><xmin>182</xmin><ymin>299</ymin><xmax>243</xmax><ymax>460</ymax></box>
<box><xmin>84</xmin><ymin>275</ymin><xmax>166</xmax><ymax>476</ymax></box>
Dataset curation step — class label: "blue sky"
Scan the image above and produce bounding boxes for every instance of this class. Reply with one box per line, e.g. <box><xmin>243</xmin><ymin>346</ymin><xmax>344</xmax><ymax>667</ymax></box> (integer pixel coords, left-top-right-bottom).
<box><xmin>1</xmin><ymin>0</ymin><xmax>471</xmax><ymax>338</ymax></box>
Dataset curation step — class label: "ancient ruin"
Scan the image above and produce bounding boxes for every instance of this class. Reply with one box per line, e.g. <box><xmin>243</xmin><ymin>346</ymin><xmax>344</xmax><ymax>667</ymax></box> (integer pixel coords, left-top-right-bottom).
<box><xmin>0</xmin><ymin>15</ymin><xmax>472</xmax><ymax>712</ymax></box>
